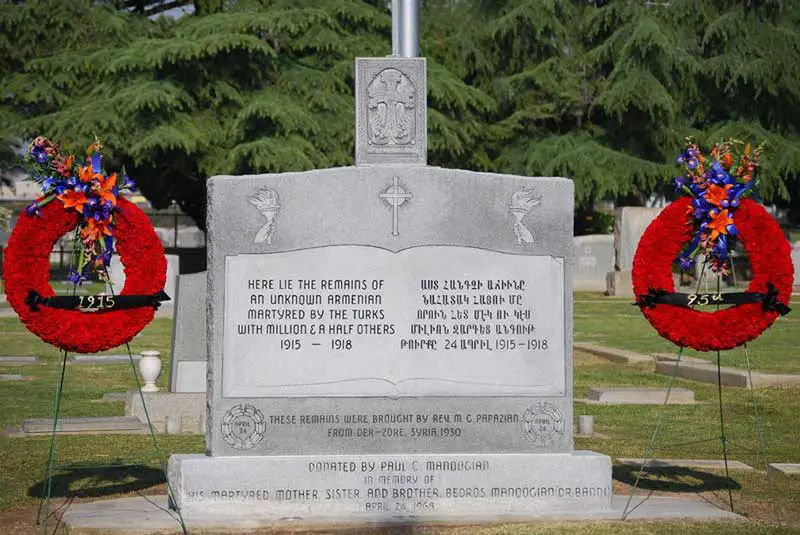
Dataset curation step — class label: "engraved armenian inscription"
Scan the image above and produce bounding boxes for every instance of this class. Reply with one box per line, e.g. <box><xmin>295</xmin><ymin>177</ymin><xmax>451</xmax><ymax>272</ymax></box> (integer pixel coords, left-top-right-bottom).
<box><xmin>222</xmin><ymin>246</ymin><xmax>565</xmax><ymax>398</ymax></box>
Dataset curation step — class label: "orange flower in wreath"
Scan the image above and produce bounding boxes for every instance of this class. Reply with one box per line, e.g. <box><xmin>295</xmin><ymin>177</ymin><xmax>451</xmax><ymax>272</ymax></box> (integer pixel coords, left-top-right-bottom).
<box><xmin>58</xmin><ymin>190</ymin><xmax>89</xmax><ymax>214</ymax></box>
<box><xmin>707</xmin><ymin>209</ymin><xmax>734</xmax><ymax>241</ymax></box>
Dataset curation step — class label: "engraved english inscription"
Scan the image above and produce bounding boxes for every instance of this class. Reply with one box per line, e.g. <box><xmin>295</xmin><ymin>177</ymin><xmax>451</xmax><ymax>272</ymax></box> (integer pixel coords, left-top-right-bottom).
<box><xmin>222</xmin><ymin>246</ymin><xmax>565</xmax><ymax>398</ymax></box>
<box><xmin>367</xmin><ymin>68</ymin><xmax>416</xmax><ymax>147</ymax></box>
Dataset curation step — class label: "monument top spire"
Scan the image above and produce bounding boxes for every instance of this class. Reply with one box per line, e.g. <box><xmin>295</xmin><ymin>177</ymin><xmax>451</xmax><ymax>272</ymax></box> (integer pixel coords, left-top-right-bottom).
<box><xmin>391</xmin><ymin>0</ymin><xmax>419</xmax><ymax>58</ymax></box>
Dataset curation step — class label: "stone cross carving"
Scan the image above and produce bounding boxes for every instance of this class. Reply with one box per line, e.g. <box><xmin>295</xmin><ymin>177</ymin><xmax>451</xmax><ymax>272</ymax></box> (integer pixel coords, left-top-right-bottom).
<box><xmin>354</xmin><ymin>0</ymin><xmax>425</xmax><ymax>165</ymax></box>
<box><xmin>367</xmin><ymin>69</ymin><xmax>416</xmax><ymax>146</ymax></box>
<box><xmin>379</xmin><ymin>176</ymin><xmax>412</xmax><ymax>236</ymax></box>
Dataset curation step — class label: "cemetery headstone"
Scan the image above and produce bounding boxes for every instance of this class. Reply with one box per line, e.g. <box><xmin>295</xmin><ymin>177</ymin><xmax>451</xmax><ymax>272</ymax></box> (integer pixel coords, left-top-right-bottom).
<box><xmin>168</xmin><ymin>6</ymin><xmax>611</xmax><ymax>520</ymax></box>
<box><xmin>168</xmin><ymin>272</ymin><xmax>208</xmax><ymax>393</ymax></box>
<box><xmin>793</xmin><ymin>242</ymin><xmax>799</xmax><ymax>291</ymax></box>
<box><xmin>606</xmin><ymin>207</ymin><xmax>662</xmax><ymax>296</ymax></box>
<box><xmin>573</xmin><ymin>235</ymin><xmax>614</xmax><ymax>292</ymax></box>
<box><xmin>176</xmin><ymin>227</ymin><xmax>206</xmax><ymax>248</ymax></box>
<box><xmin>106</xmin><ymin>253</ymin><xmax>179</xmax><ymax>308</ymax></box>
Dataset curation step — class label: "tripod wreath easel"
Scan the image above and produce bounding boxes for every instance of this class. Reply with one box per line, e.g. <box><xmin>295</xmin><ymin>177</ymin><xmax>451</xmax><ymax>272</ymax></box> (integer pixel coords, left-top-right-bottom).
<box><xmin>622</xmin><ymin>139</ymin><xmax>793</xmax><ymax>519</ymax></box>
<box><xmin>2</xmin><ymin>137</ymin><xmax>187</xmax><ymax>534</ymax></box>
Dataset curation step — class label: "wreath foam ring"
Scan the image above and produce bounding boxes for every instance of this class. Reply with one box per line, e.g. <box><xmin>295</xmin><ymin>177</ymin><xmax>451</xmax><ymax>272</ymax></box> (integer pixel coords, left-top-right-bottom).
<box><xmin>633</xmin><ymin>197</ymin><xmax>793</xmax><ymax>352</ymax></box>
<box><xmin>3</xmin><ymin>197</ymin><xmax>166</xmax><ymax>354</ymax></box>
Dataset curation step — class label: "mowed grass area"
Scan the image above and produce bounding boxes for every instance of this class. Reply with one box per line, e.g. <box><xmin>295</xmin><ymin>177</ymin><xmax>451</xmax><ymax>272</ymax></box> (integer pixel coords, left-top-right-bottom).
<box><xmin>575</xmin><ymin>292</ymin><xmax>800</xmax><ymax>374</ymax></box>
<box><xmin>0</xmin><ymin>297</ymin><xmax>798</xmax><ymax>533</ymax></box>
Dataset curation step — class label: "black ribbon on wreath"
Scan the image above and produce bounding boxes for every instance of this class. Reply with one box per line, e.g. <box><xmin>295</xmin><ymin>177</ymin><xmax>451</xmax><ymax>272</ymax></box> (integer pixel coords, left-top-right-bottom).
<box><xmin>635</xmin><ymin>282</ymin><xmax>791</xmax><ymax>315</ymax></box>
<box><xmin>25</xmin><ymin>290</ymin><xmax>170</xmax><ymax>312</ymax></box>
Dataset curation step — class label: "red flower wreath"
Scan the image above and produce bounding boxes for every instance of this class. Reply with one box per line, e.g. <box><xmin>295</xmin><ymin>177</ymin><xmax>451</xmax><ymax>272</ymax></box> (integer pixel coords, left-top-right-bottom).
<box><xmin>3</xmin><ymin>197</ymin><xmax>166</xmax><ymax>354</ymax></box>
<box><xmin>632</xmin><ymin>197</ymin><xmax>793</xmax><ymax>351</ymax></box>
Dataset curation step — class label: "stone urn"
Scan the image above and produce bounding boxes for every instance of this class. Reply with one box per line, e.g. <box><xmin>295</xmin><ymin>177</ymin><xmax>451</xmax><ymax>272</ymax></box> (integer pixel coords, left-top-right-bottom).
<box><xmin>138</xmin><ymin>350</ymin><xmax>162</xmax><ymax>392</ymax></box>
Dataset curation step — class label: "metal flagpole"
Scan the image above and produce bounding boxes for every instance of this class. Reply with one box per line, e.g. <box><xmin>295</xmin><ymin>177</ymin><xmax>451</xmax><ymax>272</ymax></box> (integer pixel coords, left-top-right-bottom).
<box><xmin>392</xmin><ymin>0</ymin><xmax>419</xmax><ymax>58</ymax></box>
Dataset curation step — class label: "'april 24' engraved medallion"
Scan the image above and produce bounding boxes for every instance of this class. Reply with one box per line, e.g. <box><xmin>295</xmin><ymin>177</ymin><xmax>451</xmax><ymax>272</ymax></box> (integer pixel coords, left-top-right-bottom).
<box><xmin>221</xmin><ymin>404</ymin><xmax>266</xmax><ymax>450</ymax></box>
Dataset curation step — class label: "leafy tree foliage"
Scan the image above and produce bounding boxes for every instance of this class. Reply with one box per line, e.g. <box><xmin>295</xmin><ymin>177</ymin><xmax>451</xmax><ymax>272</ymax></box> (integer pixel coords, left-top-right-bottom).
<box><xmin>436</xmin><ymin>0</ymin><xmax>800</xmax><ymax>224</ymax></box>
<box><xmin>2</xmin><ymin>0</ymin><xmax>490</xmax><ymax>229</ymax></box>
<box><xmin>3</xmin><ymin>0</ymin><xmax>800</xmax><ymax>228</ymax></box>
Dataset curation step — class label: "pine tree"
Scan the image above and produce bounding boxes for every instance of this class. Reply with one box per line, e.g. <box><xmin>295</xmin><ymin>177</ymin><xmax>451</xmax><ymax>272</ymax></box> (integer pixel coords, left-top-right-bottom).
<box><xmin>3</xmin><ymin>0</ymin><xmax>492</xmax><ymax>229</ymax></box>
<box><xmin>434</xmin><ymin>0</ymin><xmax>800</xmax><ymax>225</ymax></box>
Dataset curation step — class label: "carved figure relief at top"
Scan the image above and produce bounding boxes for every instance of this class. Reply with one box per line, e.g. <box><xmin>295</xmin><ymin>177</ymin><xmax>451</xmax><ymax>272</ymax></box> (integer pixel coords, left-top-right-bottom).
<box><xmin>367</xmin><ymin>68</ymin><xmax>416</xmax><ymax>146</ymax></box>
<box><xmin>249</xmin><ymin>187</ymin><xmax>281</xmax><ymax>245</ymax></box>
<box><xmin>509</xmin><ymin>187</ymin><xmax>542</xmax><ymax>245</ymax></box>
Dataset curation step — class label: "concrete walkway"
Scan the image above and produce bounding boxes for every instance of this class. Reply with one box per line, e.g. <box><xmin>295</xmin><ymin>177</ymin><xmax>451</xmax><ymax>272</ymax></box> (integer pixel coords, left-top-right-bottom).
<box><xmin>60</xmin><ymin>494</ymin><xmax>741</xmax><ymax>533</ymax></box>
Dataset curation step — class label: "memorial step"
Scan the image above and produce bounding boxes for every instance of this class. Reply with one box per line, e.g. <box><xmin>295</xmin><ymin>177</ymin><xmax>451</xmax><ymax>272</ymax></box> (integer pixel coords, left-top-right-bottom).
<box><xmin>0</xmin><ymin>374</ymin><xmax>27</xmax><ymax>381</ymax></box>
<box><xmin>654</xmin><ymin>359</ymin><xmax>800</xmax><ymax>388</ymax></box>
<box><xmin>0</xmin><ymin>356</ymin><xmax>41</xmax><ymax>366</ymax></box>
<box><xmin>768</xmin><ymin>463</ymin><xmax>800</xmax><ymax>476</ymax></box>
<box><xmin>21</xmin><ymin>416</ymin><xmax>145</xmax><ymax>435</ymax></box>
<box><xmin>59</xmin><ymin>493</ymin><xmax>740</xmax><ymax>532</ymax></box>
<box><xmin>573</xmin><ymin>343</ymin><xmax>652</xmax><ymax>365</ymax></box>
<box><xmin>618</xmin><ymin>458</ymin><xmax>753</xmax><ymax>471</ymax></box>
<box><xmin>70</xmin><ymin>354</ymin><xmax>141</xmax><ymax>364</ymax></box>
<box><xmin>587</xmin><ymin>387</ymin><xmax>695</xmax><ymax>405</ymax></box>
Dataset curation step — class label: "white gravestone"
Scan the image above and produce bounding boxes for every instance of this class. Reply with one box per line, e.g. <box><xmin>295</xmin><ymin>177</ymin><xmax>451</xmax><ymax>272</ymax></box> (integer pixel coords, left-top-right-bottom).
<box><xmin>606</xmin><ymin>207</ymin><xmax>662</xmax><ymax>296</ymax></box>
<box><xmin>169</xmin><ymin>272</ymin><xmax>208</xmax><ymax>392</ymax></box>
<box><xmin>573</xmin><ymin>235</ymin><xmax>614</xmax><ymax>292</ymax></box>
<box><xmin>107</xmin><ymin>254</ymin><xmax>179</xmax><ymax>307</ymax></box>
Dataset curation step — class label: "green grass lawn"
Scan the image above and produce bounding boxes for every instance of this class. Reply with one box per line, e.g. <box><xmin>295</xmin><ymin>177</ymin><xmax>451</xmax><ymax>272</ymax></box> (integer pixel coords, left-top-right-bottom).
<box><xmin>0</xmin><ymin>298</ymin><xmax>798</xmax><ymax>533</ymax></box>
<box><xmin>574</xmin><ymin>292</ymin><xmax>800</xmax><ymax>374</ymax></box>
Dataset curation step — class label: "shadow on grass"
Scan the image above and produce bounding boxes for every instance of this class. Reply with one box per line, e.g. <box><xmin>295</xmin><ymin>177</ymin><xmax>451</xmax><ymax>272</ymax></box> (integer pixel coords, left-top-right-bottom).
<box><xmin>614</xmin><ymin>464</ymin><xmax>741</xmax><ymax>493</ymax></box>
<box><xmin>28</xmin><ymin>464</ymin><xmax>164</xmax><ymax>499</ymax></box>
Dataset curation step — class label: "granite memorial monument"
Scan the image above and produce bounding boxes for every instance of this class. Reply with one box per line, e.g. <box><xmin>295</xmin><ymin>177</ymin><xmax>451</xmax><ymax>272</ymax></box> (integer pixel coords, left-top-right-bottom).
<box><xmin>169</xmin><ymin>0</ymin><xmax>611</xmax><ymax>520</ymax></box>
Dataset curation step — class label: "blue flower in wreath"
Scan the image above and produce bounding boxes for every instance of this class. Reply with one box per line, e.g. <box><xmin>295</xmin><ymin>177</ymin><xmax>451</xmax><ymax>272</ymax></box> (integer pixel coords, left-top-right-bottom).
<box><xmin>24</xmin><ymin>201</ymin><xmax>41</xmax><ymax>217</ymax></box>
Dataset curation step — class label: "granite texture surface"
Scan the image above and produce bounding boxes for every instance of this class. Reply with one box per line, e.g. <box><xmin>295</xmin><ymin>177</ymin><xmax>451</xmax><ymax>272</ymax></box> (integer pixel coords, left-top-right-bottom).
<box><xmin>205</xmin><ymin>166</ymin><xmax>574</xmax><ymax>456</ymax></box>
<box><xmin>169</xmin><ymin>272</ymin><xmax>208</xmax><ymax>392</ymax></box>
<box><xmin>169</xmin><ymin>452</ymin><xmax>612</xmax><ymax>518</ymax></box>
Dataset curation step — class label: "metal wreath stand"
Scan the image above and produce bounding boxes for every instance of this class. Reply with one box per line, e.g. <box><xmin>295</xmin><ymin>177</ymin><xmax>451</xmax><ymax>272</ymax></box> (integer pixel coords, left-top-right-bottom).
<box><xmin>35</xmin><ymin>242</ymin><xmax>187</xmax><ymax>535</ymax></box>
<box><xmin>622</xmin><ymin>257</ymin><xmax>782</xmax><ymax>521</ymax></box>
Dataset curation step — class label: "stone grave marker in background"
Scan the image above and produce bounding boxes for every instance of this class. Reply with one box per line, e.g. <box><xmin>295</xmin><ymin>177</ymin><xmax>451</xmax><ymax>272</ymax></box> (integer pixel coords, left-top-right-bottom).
<box><xmin>793</xmin><ymin>242</ymin><xmax>799</xmax><ymax>291</ymax></box>
<box><xmin>106</xmin><ymin>254</ymin><xmax>179</xmax><ymax>310</ymax></box>
<box><xmin>606</xmin><ymin>207</ymin><xmax>662</xmax><ymax>297</ymax></box>
<box><xmin>169</xmin><ymin>3</ymin><xmax>611</xmax><ymax>521</ymax></box>
<box><xmin>168</xmin><ymin>272</ymin><xmax>208</xmax><ymax>393</ymax></box>
<box><xmin>573</xmin><ymin>235</ymin><xmax>614</xmax><ymax>292</ymax></box>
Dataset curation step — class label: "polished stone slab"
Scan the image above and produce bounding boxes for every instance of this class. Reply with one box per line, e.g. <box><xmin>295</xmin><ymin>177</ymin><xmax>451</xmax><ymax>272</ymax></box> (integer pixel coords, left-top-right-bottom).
<box><xmin>587</xmin><ymin>387</ymin><xmax>695</xmax><ymax>405</ymax></box>
<box><xmin>0</xmin><ymin>356</ymin><xmax>40</xmax><ymax>366</ymax></box>
<box><xmin>59</xmin><ymin>493</ymin><xmax>740</xmax><ymax>533</ymax></box>
<box><xmin>0</xmin><ymin>374</ymin><xmax>26</xmax><ymax>381</ymax></box>
<box><xmin>21</xmin><ymin>416</ymin><xmax>144</xmax><ymax>434</ymax></box>
<box><xmin>768</xmin><ymin>463</ymin><xmax>800</xmax><ymax>476</ymax></box>
<box><xmin>126</xmin><ymin>391</ymin><xmax>205</xmax><ymax>434</ymax></box>
<box><xmin>618</xmin><ymin>458</ymin><xmax>753</xmax><ymax>471</ymax></box>
<box><xmin>168</xmin><ymin>272</ymin><xmax>207</xmax><ymax>393</ymax></box>
<box><xmin>70</xmin><ymin>354</ymin><xmax>141</xmax><ymax>364</ymax></box>
<box><xmin>655</xmin><ymin>359</ymin><xmax>800</xmax><ymax>388</ymax></box>
<box><xmin>169</xmin><ymin>452</ymin><xmax>612</xmax><ymax>518</ymax></box>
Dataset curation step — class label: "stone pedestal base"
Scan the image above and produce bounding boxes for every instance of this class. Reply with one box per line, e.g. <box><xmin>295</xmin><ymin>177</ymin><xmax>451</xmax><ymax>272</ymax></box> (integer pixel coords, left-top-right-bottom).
<box><xmin>168</xmin><ymin>452</ymin><xmax>612</xmax><ymax>520</ymax></box>
<box><xmin>126</xmin><ymin>391</ymin><xmax>205</xmax><ymax>434</ymax></box>
<box><xmin>605</xmin><ymin>270</ymin><xmax>633</xmax><ymax>297</ymax></box>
